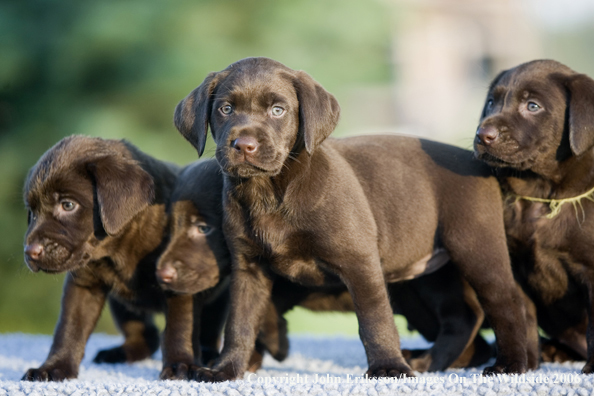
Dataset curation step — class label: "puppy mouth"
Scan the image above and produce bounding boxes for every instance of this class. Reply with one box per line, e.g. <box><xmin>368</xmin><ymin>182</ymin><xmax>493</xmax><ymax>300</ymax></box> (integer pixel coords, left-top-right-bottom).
<box><xmin>158</xmin><ymin>264</ymin><xmax>220</xmax><ymax>294</ymax></box>
<box><xmin>25</xmin><ymin>258</ymin><xmax>79</xmax><ymax>274</ymax></box>
<box><xmin>39</xmin><ymin>267</ymin><xmax>66</xmax><ymax>274</ymax></box>
<box><xmin>160</xmin><ymin>277</ymin><xmax>219</xmax><ymax>295</ymax></box>
<box><xmin>227</xmin><ymin>162</ymin><xmax>280</xmax><ymax>178</ymax></box>
<box><xmin>25</xmin><ymin>261</ymin><xmax>62</xmax><ymax>274</ymax></box>
<box><xmin>476</xmin><ymin>150</ymin><xmax>538</xmax><ymax>171</ymax></box>
<box><xmin>217</xmin><ymin>148</ymin><xmax>285</xmax><ymax>178</ymax></box>
<box><xmin>474</xmin><ymin>150</ymin><xmax>511</xmax><ymax>167</ymax></box>
<box><xmin>474</xmin><ymin>139</ymin><xmax>536</xmax><ymax>170</ymax></box>
<box><xmin>24</xmin><ymin>247</ymin><xmax>88</xmax><ymax>274</ymax></box>
<box><xmin>24</xmin><ymin>259</ymin><xmax>40</xmax><ymax>273</ymax></box>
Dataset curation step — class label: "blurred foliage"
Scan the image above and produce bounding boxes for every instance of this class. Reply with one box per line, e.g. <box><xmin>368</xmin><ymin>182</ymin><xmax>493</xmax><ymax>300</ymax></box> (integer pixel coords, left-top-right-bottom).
<box><xmin>543</xmin><ymin>26</ymin><xmax>594</xmax><ymax>77</ymax></box>
<box><xmin>0</xmin><ymin>0</ymin><xmax>393</xmax><ymax>334</ymax></box>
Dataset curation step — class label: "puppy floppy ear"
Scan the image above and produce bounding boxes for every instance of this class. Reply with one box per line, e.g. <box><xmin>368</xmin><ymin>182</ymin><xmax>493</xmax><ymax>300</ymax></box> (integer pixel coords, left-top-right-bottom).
<box><xmin>293</xmin><ymin>71</ymin><xmax>340</xmax><ymax>154</ymax></box>
<box><xmin>174</xmin><ymin>72</ymin><xmax>220</xmax><ymax>157</ymax></box>
<box><xmin>566</xmin><ymin>73</ymin><xmax>594</xmax><ymax>156</ymax></box>
<box><xmin>87</xmin><ymin>155</ymin><xmax>155</xmax><ymax>236</ymax></box>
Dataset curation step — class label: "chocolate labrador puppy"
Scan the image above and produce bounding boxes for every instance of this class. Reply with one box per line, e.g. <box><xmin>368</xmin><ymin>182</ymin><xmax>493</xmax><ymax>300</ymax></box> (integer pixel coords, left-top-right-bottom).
<box><xmin>22</xmin><ymin>135</ymin><xmax>213</xmax><ymax>381</ymax></box>
<box><xmin>156</xmin><ymin>158</ymin><xmax>493</xmax><ymax>373</ymax></box>
<box><xmin>475</xmin><ymin>59</ymin><xmax>594</xmax><ymax>371</ymax></box>
<box><xmin>156</xmin><ymin>158</ymin><xmax>290</xmax><ymax>372</ymax></box>
<box><xmin>174</xmin><ymin>57</ymin><xmax>531</xmax><ymax>381</ymax></box>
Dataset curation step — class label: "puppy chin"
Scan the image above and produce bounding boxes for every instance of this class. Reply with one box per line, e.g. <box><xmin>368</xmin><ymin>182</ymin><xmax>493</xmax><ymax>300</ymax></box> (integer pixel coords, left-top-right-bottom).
<box><xmin>159</xmin><ymin>281</ymin><xmax>197</xmax><ymax>295</ymax></box>
<box><xmin>164</xmin><ymin>276</ymin><xmax>219</xmax><ymax>295</ymax></box>
<box><xmin>478</xmin><ymin>148</ymin><xmax>537</xmax><ymax>171</ymax></box>
<box><xmin>30</xmin><ymin>253</ymin><xmax>88</xmax><ymax>274</ymax></box>
<box><xmin>187</xmin><ymin>279</ymin><xmax>219</xmax><ymax>295</ymax></box>
<box><xmin>475</xmin><ymin>143</ymin><xmax>522</xmax><ymax>168</ymax></box>
<box><xmin>25</xmin><ymin>259</ymin><xmax>40</xmax><ymax>273</ymax></box>
<box><xmin>226</xmin><ymin>162</ymin><xmax>280</xmax><ymax>178</ymax></box>
<box><xmin>474</xmin><ymin>149</ymin><xmax>509</xmax><ymax>168</ymax></box>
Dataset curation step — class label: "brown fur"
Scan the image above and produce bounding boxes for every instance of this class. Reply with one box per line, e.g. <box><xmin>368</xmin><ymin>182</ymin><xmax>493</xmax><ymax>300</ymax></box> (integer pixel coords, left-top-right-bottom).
<box><xmin>158</xmin><ymin>159</ymin><xmax>494</xmax><ymax>373</ymax></box>
<box><xmin>21</xmin><ymin>136</ymin><xmax>212</xmax><ymax>381</ymax></box>
<box><xmin>475</xmin><ymin>59</ymin><xmax>594</xmax><ymax>371</ymax></box>
<box><xmin>175</xmin><ymin>57</ymin><xmax>532</xmax><ymax>381</ymax></box>
<box><xmin>156</xmin><ymin>159</ymin><xmax>290</xmax><ymax>372</ymax></box>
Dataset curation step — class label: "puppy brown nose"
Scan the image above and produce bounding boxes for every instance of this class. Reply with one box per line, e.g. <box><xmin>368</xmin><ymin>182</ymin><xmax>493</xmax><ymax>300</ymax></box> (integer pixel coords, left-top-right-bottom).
<box><xmin>232</xmin><ymin>136</ymin><xmax>259</xmax><ymax>154</ymax></box>
<box><xmin>476</xmin><ymin>126</ymin><xmax>499</xmax><ymax>146</ymax></box>
<box><xmin>24</xmin><ymin>243</ymin><xmax>44</xmax><ymax>261</ymax></box>
<box><xmin>157</xmin><ymin>264</ymin><xmax>178</xmax><ymax>284</ymax></box>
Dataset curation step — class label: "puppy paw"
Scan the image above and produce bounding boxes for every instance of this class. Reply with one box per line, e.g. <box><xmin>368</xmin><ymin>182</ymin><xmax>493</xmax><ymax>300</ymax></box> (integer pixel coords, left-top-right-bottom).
<box><xmin>540</xmin><ymin>340</ymin><xmax>583</xmax><ymax>364</ymax></box>
<box><xmin>190</xmin><ymin>367</ymin><xmax>216</xmax><ymax>382</ymax></box>
<box><xmin>366</xmin><ymin>360</ymin><xmax>415</xmax><ymax>378</ymax></box>
<box><xmin>247</xmin><ymin>349</ymin><xmax>264</xmax><ymax>373</ymax></box>
<box><xmin>581</xmin><ymin>363</ymin><xmax>594</xmax><ymax>374</ymax></box>
<box><xmin>408</xmin><ymin>354</ymin><xmax>432</xmax><ymax>373</ymax></box>
<box><xmin>483</xmin><ymin>361</ymin><xmax>526</xmax><ymax>375</ymax></box>
<box><xmin>159</xmin><ymin>362</ymin><xmax>198</xmax><ymax>380</ymax></box>
<box><xmin>190</xmin><ymin>364</ymin><xmax>239</xmax><ymax>382</ymax></box>
<box><xmin>93</xmin><ymin>346</ymin><xmax>127</xmax><ymax>364</ymax></box>
<box><xmin>22</xmin><ymin>366</ymin><xmax>75</xmax><ymax>382</ymax></box>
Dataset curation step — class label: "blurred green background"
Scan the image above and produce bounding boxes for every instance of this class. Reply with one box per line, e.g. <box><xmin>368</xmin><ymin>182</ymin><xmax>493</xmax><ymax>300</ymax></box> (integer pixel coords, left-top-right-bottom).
<box><xmin>1</xmin><ymin>0</ymin><xmax>594</xmax><ymax>337</ymax></box>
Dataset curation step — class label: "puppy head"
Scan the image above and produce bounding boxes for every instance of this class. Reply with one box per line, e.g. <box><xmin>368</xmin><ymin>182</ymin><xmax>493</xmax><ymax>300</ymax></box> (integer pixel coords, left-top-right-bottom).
<box><xmin>23</xmin><ymin>135</ymin><xmax>154</xmax><ymax>273</ymax></box>
<box><xmin>174</xmin><ymin>57</ymin><xmax>340</xmax><ymax>178</ymax></box>
<box><xmin>474</xmin><ymin>59</ymin><xmax>594</xmax><ymax>174</ymax></box>
<box><xmin>156</xmin><ymin>160</ymin><xmax>227</xmax><ymax>294</ymax></box>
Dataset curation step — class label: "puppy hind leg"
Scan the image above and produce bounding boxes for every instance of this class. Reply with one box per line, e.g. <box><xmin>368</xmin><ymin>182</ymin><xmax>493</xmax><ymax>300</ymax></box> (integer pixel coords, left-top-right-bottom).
<box><xmin>519</xmin><ymin>285</ymin><xmax>540</xmax><ymax>370</ymax></box>
<box><xmin>393</xmin><ymin>266</ymin><xmax>482</xmax><ymax>372</ymax></box>
<box><xmin>425</xmin><ymin>276</ymin><xmax>484</xmax><ymax>372</ymax></box>
<box><xmin>443</xmin><ymin>228</ymin><xmax>528</xmax><ymax>375</ymax></box>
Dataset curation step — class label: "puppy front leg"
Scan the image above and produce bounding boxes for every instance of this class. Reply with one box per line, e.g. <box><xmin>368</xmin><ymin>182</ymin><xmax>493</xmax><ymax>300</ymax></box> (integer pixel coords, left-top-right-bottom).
<box><xmin>22</xmin><ymin>274</ymin><xmax>106</xmax><ymax>381</ymax></box>
<box><xmin>518</xmin><ymin>285</ymin><xmax>540</xmax><ymax>370</ymax></box>
<box><xmin>193</xmin><ymin>257</ymin><xmax>273</xmax><ymax>382</ymax></box>
<box><xmin>160</xmin><ymin>293</ymin><xmax>196</xmax><ymax>380</ymax></box>
<box><xmin>343</xmin><ymin>257</ymin><xmax>414</xmax><ymax>378</ymax></box>
<box><xmin>581</xmin><ymin>283</ymin><xmax>594</xmax><ymax>374</ymax></box>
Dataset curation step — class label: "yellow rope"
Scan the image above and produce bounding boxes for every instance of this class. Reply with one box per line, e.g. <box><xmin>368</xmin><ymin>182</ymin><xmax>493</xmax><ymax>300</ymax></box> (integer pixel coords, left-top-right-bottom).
<box><xmin>515</xmin><ymin>185</ymin><xmax>594</xmax><ymax>220</ymax></box>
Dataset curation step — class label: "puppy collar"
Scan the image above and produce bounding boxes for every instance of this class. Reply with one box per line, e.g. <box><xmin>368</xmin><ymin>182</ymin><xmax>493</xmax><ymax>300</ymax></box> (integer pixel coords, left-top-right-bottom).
<box><xmin>515</xmin><ymin>185</ymin><xmax>594</xmax><ymax>220</ymax></box>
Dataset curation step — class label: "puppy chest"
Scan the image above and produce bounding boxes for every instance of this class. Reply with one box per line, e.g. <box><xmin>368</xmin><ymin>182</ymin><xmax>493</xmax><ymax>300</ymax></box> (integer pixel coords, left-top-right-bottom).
<box><xmin>505</xmin><ymin>199</ymin><xmax>583</xmax><ymax>249</ymax></box>
<box><xmin>243</xmin><ymin>230</ymin><xmax>331</xmax><ymax>286</ymax></box>
<box><xmin>505</xmin><ymin>200</ymin><xmax>594</xmax><ymax>281</ymax></box>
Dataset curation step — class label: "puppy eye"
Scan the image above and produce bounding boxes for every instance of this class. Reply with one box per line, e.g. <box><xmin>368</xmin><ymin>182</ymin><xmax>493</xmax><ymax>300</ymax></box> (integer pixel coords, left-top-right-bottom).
<box><xmin>486</xmin><ymin>99</ymin><xmax>493</xmax><ymax>109</ymax></box>
<box><xmin>527</xmin><ymin>102</ymin><xmax>541</xmax><ymax>112</ymax></box>
<box><xmin>196</xmin><ymin>223</ymin><xmax>212</xmax><ymax>235</ymax></box>
<box><xmin>61</xmin><ymin>201</ymin><xmax>76</xmax><ymax>212</ymax></box>
<box><xmin>271</xmin><ymin>106</ymin><xmax>285</xmax><ymax>117</ymax></box>
<box><xmin>220</xmin><ymin>105</ymin><xmax>233</xmax><ymax>115</ymax></box>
